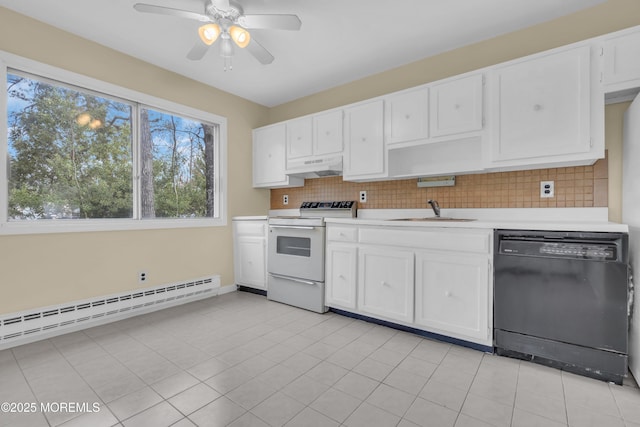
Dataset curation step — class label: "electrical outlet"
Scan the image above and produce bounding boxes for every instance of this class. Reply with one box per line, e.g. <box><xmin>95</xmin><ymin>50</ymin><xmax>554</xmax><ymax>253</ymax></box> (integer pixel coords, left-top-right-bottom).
<box><xmin>359</xmin><ymin>191</ymin><xmax>367</xmax><ymax>203</ymax></box>
<box><xmin>283</xmin><ymin>194</ymin><xmax>289</xmax><ymax>205</ymax></box>
<box><xmin>138</xmin><ymin>271</ymin><xmax>147</xmax><ymax>283</ymax></box>
<box><xmin>540</xmin><ymin>181</ymin><xmax>555</xmax><ymax>198</ymax></box>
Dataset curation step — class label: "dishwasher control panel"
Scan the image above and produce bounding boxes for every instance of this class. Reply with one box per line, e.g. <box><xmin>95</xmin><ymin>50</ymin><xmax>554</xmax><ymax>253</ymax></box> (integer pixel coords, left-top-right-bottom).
<box><xmin>500</xmin><ymin>240</ymin><xmax>618</xmax><ymax>261</ymax></box>
<box><xmin>539</xmin><ymin>243</ymin><xmax>616</xmax><ymax>260</ymax></box>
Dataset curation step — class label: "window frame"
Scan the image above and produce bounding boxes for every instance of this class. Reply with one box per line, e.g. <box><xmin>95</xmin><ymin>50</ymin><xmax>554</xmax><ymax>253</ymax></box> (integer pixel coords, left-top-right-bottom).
<box><xmin>0</xmin><ymin>50</ymin><xmax>227</xmax><ymax>235</ymax></box>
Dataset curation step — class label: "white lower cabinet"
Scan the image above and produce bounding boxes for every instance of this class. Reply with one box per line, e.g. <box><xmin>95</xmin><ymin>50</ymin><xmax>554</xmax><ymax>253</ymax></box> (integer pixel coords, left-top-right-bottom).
<box><xmin>233</xmin><ymin>219</ymin><xmax>267</xmax><ymax>291</ymax></box>
<box><xmin>358</xmin><ymin>247</ymin><xmax>414</xmax><ymax>323</ymax></box>
<box><xmin>325</xmin><ymin>243</ymin><xmax>357</xmax><ymax>309</ymax></box>
<box><xmin>415</xmin><ymin>251</ymin><xmax>490</xmax><ymax>342</ymax></box>
<box><xmin>325</xmin><ymin>223</ymin><xmax>493</xmax><ymax>347</ymax></box>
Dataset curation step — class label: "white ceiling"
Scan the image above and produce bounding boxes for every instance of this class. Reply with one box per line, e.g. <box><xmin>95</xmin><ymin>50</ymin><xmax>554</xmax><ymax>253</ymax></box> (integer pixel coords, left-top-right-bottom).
<box><xmin>0</xmin><ymin>0</ymin><xmax>606</xmax><ymax>107</ymax></box>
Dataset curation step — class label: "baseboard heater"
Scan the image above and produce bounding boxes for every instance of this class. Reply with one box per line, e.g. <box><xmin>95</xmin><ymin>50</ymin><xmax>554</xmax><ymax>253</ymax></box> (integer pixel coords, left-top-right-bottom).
<box><xmin>0</xmin><ymin>275</ymin><xmax>220</xmax><ymax>350</ymax></box>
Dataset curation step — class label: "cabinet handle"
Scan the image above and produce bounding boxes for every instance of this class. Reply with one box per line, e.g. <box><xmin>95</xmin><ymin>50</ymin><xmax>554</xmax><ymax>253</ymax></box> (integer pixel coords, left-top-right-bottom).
<box><xmin>338</xmin><ymin>274</ymin><xmax>345</xmax><ymax>279</ymax></box>
<box><xmin>361</xmin><ymin>137</ymin><xmax>366</xmax><ymax>142</ymax></box>
<box><xmin>325</xmin><ymin>131</ymin><xmax>331</xmax><ymax>136</ymax></box>
<box><xmin>405</xmin><ymin>114</ymin><xmax>411</xmax><ymax>120</ymax></box>
<box><xmin>381</xmin><ymin>281</ymin><xmax>390</xmax><ymax>287</ymax></box>
<box><xmin>339</xmin><ymin>232</ymin><xmax>346</xmax><ymax>237</ymax></box>
<box><xmin>533</xmin><ymin>104</ymin><xmax>543</xmax><ymax>111</ymax></box>
<box><xmin>444</xmin><ymin>291</ymin><xmax>452</xmax><ymax>297</ymax></box>
<box><xmin>454</xmin><ymin>104</ymin><xmax>460</xmax><ymax>110</ymax></box>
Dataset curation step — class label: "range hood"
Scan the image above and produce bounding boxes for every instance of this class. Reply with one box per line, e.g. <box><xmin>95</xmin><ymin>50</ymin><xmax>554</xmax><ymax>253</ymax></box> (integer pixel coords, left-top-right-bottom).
<box><xmin>286</xmin><ymin>155</ymin><xmax>343</xmax><ymax>178</ymax></box>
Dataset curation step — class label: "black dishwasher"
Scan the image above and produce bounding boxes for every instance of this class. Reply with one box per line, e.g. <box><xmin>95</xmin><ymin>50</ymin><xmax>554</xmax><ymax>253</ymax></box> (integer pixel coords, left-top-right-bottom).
<box><xmin>494</xmin><ymin>229</ymin><xmax>629</xmax><ymax>384</ymax></box>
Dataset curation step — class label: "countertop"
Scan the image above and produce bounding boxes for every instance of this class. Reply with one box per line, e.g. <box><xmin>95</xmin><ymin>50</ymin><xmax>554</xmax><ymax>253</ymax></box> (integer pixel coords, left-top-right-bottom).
<box><xmin>322</xmin><ymin>208</ymin><xmax>629</xmax><ymax>233</ymax></box>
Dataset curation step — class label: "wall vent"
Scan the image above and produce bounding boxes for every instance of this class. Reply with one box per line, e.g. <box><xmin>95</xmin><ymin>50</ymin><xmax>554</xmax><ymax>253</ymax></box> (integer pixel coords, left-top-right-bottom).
<box><xmin>0</xmin><ymin>275</ymin><xmax>220</xmax><ymax>350</ymax></box>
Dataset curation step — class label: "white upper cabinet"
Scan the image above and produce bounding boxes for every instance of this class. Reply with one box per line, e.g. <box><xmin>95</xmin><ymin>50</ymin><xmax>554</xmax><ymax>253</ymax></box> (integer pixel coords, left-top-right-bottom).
<box><xmin>602</xmin><ymin>28</ymin><xmax>640</xmax><ymax>93</ymax></box>
<box><xmin>253</xmin><ymin>124</ymin><xmax>303</xmax><ymax>188</ymax></box>
<box><xmin>343</xmin><ymin>100</ymin><xmax>386</xmax><ymax>180</ymax></box>
<box><xmin>489</xmin><ymin>46</ymin><xmax>598</xmax><ymax>167</ymax></box>
<box><xmin>385</xmin><ymin>86</ymin><xmax>429</xmax><ymax>146</ymax></box>
<box><xmin>254</xmin><ymin>24</ymin><xmax>628</xmax><ymax>181</ymax></box>
<box><xmin>430</xmin><ymin>73</ymin><xmax>484</xmax><ymax>138</ymax></box>
<box><xmin>286</xmin><ymin>117</ymin><xmax>313</xmax><ymax>160</ymax></box>
<box><xmin>313</xmin><ymin>109</ymin><xmax>343</xmax><ymax>156</ymax></box>
<box><xmin>286</xmin><ymin>110</ymin><xmax>343</xmax><ymax>164</ymax></box>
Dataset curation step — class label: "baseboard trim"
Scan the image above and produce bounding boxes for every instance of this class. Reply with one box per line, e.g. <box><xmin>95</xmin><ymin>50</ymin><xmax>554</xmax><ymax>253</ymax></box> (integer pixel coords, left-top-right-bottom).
<box><xmin>329</xmin><ymin>308</ymin><xmax>493</xmax><ymax>353</ymax></box>
<box><xmin>0</xmin><ymin>275</ymin><xmax>221</xmax><ymax>350</ymax></box>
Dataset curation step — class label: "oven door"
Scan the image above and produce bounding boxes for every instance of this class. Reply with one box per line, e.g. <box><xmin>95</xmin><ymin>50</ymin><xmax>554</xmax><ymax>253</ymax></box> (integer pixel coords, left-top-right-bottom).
<box><xmin>268</xmin><ymin>224</ymin><xmax>325</xmax><ymax>282</ymax></box>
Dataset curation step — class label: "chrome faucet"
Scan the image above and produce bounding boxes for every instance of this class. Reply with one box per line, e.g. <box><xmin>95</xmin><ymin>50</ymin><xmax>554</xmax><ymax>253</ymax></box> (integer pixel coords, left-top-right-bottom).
<box><xmin>427</xmin><ymin>199</ymin><xmax>440</xmax><ymax>217</ymax></box>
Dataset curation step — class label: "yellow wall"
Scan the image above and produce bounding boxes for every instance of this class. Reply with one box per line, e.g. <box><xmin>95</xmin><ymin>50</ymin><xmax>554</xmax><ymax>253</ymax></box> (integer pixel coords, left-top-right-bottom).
<box><xmin>0</xmin><ymin>7</ymin><xmax>270</xmax><ymax>314</ymax></box>
<box><xmin>606</xmin><ymin>102</ymin><xmax>630</xmax><ymax>223</ymax></box>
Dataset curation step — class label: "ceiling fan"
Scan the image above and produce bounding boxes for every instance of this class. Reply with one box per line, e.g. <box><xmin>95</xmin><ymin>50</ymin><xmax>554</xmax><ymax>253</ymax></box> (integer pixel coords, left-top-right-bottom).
<box><xmin>133</xmin><ymin>0</ymin><xmax>301</xmax><ymax>67</ymax></box>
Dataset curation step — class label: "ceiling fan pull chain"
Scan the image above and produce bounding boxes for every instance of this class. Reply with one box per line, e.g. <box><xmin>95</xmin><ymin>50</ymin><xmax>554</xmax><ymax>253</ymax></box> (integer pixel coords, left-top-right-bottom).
<box><xmin>223</xmin><ymin>56</ymin><xmax>233</xmax><ymax>72</ymax></box>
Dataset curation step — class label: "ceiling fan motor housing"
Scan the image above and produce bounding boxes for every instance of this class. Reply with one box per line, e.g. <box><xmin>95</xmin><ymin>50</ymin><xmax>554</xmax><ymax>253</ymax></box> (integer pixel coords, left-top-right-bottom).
<box><xmin>205</xmin><ymin>0</ymin><xmax>243</xmax><ymax>22</ymax></box>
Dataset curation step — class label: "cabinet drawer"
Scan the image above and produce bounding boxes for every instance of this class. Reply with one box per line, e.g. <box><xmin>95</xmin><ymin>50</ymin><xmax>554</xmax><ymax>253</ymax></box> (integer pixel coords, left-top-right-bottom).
<box><xmin>233</xmin><ymin>221</ymin><xmax>266</xmax><ymax>237</ymax></box>
<box><xmin>327</xmin><ymin>226</ymin><xmax>358</xmax><ymax>242</ymax></box>
<box><xmin>359</xmin><ymin>227</ymin><xmax>490</xmax><ymax>253</ymax></box>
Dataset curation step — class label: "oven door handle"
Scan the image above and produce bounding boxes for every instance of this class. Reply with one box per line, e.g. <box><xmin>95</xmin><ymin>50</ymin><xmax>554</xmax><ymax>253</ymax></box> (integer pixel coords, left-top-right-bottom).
<box><xmin>269</xmin><ymin>225</ymin><xmax>317</xmax><ymax>230</ymax></box>
<box><xmin>268</xmin><ymin>273</ymin><xmax>317</xmax><ymax>286</ymax></box>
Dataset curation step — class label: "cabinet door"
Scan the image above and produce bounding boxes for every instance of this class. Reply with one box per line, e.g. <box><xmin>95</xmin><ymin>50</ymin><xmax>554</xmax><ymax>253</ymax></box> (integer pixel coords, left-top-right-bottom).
<box><xmin>314</xmin><ymin>110</ymin><xmax>343</xmax><ymax>156</ymax></box>
<box><xmin>235</xmin><ymin>236</ymin><xmax>267</xmax><ymax>290</ymax></box>
<box><xmin>430</xmin><ymin>74</ymin><xmax>483</xmax><ymax>138</ymax></box>
<box><xmin>358</xmin><ymin>247</ymin><xmax>413</xmax><ymax>323</ymax></box>
<box><xmin>253</xmin><ymin>124</ymin><xmax>303</xmax><ymax>188</ymax></box>
<box><xmin>491</xmin><ymin>46</ymin><xmax>591</xmax><ymax>163</ymax></box>
<box><xmin>603</xmin><ymin>30</ymin><xmax>640</xmax><ymax>88</ymax></box>
<box><xmin>325</xmin><ymin>244</ymin><xmax>357</xmax><ymax>309</ymax></box>
<box><xmin>286</xmin><ymin>117</ymin><xmax>313</xmax><ymax>160</ymax></box>
<box><xmin>344</xmin><ymin>100</ymin><xmax>386</xmax><ymax>180</ymax></box>
<box><xmin>385</xmin><ymin>87</ymin><xmax>429</xmax><ymax>145</ymax></box>
<box><xmin>415</xmin><ymin>251</ymin><xmax>490</xmax><ymax>343</ymax></box>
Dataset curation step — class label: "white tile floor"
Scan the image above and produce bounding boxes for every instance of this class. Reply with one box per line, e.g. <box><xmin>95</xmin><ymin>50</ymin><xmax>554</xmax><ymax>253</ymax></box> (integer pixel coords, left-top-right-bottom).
<box><xmin>1</xmin><ymin>290</ymin><xmax>640</xmax><ymax>427</ymax></box>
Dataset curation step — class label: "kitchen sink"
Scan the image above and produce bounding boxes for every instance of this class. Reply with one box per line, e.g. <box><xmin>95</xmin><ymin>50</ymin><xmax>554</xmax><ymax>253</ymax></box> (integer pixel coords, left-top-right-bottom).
<box><xmin>386</xmin><ymin>217</ymin><xmax>476</xmax><ymax>222</ymax></box>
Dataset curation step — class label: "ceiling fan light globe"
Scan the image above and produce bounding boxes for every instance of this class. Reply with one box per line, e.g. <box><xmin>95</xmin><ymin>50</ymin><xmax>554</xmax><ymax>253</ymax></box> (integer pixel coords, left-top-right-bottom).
<box><xmin>198</xmin><ymin>23</ymin><xmax>221</xmax><ymax>45</ymax></box>
<box><xmin>229</xmin><ymin>25</ymin><xmax>251</xmax><ymax>48</ymax></box>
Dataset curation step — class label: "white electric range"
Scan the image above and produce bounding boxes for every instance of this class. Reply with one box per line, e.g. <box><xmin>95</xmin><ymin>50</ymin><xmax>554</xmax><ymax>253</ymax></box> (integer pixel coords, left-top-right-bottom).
<box><xmin>267</xmin><ymin>201</ymin><xmax>357</xmax><ymax>313</ymax></box>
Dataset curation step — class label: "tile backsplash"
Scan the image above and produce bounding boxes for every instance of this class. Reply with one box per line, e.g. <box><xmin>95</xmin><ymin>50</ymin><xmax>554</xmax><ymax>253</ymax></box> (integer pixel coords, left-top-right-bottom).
<box><xmin>271</xmin><ymin>156</ymin><xmax>608</xmax><ymax>210</ymax></box>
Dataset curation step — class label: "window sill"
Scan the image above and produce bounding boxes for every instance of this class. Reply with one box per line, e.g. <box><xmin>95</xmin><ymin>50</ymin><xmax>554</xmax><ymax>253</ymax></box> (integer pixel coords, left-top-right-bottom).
<box><xmin>0</xmin><ymin>217</ymin><xmax>227</xmax><ymax>235</ymax></box>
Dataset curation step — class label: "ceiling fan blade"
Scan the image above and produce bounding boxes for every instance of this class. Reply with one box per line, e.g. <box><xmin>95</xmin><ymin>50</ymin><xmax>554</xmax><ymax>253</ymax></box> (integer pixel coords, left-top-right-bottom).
<box><xmin>245</xmin><ymin>38</ymin><xmax>274</xmax><ymax>64</ymax></box>
<box><xmin>239</xmin><ymin>14</ymin><xmax>302</xmax><ymax>31</ymax></box>
<box><xmin>210</xmin><ymin>0</ymin><xmax>230</xmax><ymax>10</ymax></box>
<box><xmin>133</xmin><ymin>3</ymin><xmax>210</xmax><ymax>22</ymax></box>
<box><xmin>186</xmin><ymin>41</ymin><xmax>210</xmax><ymax>61</ymax></box>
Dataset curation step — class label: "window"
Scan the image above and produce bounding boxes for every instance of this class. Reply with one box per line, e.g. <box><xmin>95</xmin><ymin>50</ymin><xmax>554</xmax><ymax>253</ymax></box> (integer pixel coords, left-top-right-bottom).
<box><xmin>7</xmin><ymin>71</ymin><xmax>134</xmax><ymax>220</ymax></box>
<box><xmin>140</xmin><ymin>108</ymin><xmax>218</xmax><ymax>219</ymax></box>
<box><xmin>1</xmin><ymin>53</ymin><xmax>226</xmax><ymax>234</ymax></box>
